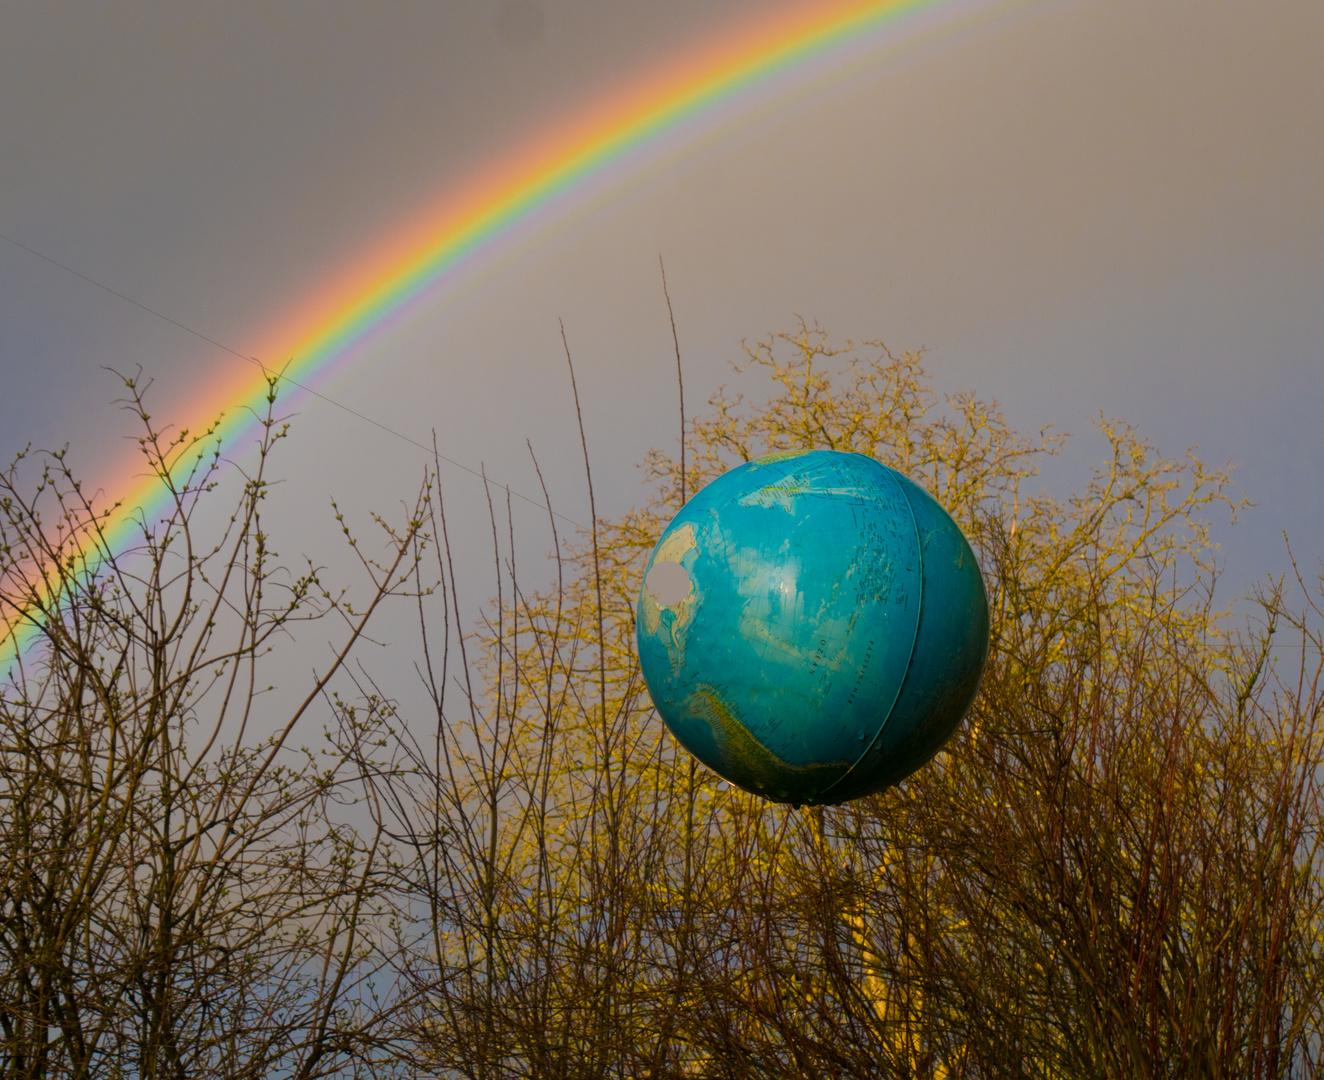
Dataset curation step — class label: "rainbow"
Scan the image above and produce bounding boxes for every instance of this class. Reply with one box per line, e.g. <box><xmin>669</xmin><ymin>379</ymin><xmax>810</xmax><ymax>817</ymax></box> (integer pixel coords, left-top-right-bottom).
<box><xmin>1</xmin><ymin>0</ymin><xmax>1027</xmax><ymax>669</ymax></box>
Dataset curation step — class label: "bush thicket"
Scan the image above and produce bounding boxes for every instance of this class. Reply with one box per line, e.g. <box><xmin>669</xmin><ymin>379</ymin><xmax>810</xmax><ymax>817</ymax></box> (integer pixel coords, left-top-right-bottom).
<box><xmin>2</xmin><ymin>328</ymin><xmax>1321</xmax><ymax>1079</ymax></box>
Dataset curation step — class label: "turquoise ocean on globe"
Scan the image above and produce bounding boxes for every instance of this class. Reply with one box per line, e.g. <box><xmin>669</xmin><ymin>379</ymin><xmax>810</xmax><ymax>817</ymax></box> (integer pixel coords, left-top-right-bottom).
<box><xmin>636</xmin><ymin>449</ymin><xmax>988</xmax><ymax>806</ymax></box>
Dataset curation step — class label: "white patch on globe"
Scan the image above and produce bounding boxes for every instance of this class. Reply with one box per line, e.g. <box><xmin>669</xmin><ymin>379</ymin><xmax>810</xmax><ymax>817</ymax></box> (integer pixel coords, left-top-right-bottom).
<box><xmin>645</xmin><ymin>560</ymin><xmax>692</xmax><ymax>607</ymax></box>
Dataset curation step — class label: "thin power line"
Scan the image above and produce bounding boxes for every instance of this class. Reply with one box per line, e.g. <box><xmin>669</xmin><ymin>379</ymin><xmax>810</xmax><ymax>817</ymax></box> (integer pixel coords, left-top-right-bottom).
<box><xmin>0</xmin><ymin>231</ymin><xmax>586</xmax><ymax>530</ymax></box>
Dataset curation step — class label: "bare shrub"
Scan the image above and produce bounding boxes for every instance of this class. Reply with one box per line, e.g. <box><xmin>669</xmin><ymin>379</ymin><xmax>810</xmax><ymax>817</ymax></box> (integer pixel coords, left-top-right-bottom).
<box><xmin>0</xmin><ymin>376</ymin><xmax>426</xmax><ymax>1079</ymax></box>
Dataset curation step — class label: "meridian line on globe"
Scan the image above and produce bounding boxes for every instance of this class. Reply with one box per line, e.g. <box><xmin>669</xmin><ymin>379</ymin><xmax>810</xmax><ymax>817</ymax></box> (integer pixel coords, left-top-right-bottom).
<box><xmin>819</xmin><ymin>461</ymin><xmax>927</xmax><ymax>801</ymax></box>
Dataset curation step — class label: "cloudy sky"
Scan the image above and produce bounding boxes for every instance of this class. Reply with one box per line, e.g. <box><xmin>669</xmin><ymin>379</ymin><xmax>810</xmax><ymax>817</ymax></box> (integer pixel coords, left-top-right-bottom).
<box><xmin>3</xmin><ymin>0</ymin><xmax>1321</xmax><ymax>612</ymax></box>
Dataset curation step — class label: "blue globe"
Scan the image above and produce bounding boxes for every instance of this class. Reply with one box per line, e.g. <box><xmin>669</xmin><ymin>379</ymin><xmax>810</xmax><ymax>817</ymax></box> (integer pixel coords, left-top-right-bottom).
<box><xmin>637</xmin><ymin>449</ymin><xmax>988</xmax><ymax>805</ymax></box>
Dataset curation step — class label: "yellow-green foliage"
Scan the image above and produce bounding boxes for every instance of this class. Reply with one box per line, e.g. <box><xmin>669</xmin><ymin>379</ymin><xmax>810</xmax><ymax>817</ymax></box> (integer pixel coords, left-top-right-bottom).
<box><xmin>410</xmin><ymin>324</ymin><xmax>1324</xmax><ymax>1079</ymax></box>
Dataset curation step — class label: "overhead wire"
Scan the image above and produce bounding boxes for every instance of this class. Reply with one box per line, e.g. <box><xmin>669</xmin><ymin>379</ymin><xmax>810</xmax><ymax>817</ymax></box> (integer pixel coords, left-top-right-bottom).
<box><xmin>0</xmin><ymin>231</ymin><xmax>587</xmax><ymax>530</ymax></box>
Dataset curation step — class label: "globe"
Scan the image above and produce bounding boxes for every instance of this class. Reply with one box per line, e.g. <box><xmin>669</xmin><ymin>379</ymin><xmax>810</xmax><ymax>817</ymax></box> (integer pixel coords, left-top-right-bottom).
<box><xmin>636</xmin><ymin>449</ymin><xmax>988</xmax><ymax>805</ymax></box>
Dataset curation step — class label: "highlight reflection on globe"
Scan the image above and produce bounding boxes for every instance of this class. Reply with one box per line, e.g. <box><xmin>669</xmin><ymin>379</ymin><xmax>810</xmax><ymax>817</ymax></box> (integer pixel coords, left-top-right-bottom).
<box><xmin>637</xmin><ymin>449</ymin><xmax>988</xmax><ymax>806</ymax></box>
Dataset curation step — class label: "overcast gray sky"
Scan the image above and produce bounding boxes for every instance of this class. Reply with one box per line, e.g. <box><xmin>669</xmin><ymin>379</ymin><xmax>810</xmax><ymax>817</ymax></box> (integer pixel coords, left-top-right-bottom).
<box><xmin>2</xmin><ymin>0</ymin><xmax>1321</xmax><ymax>611</ymax></box>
